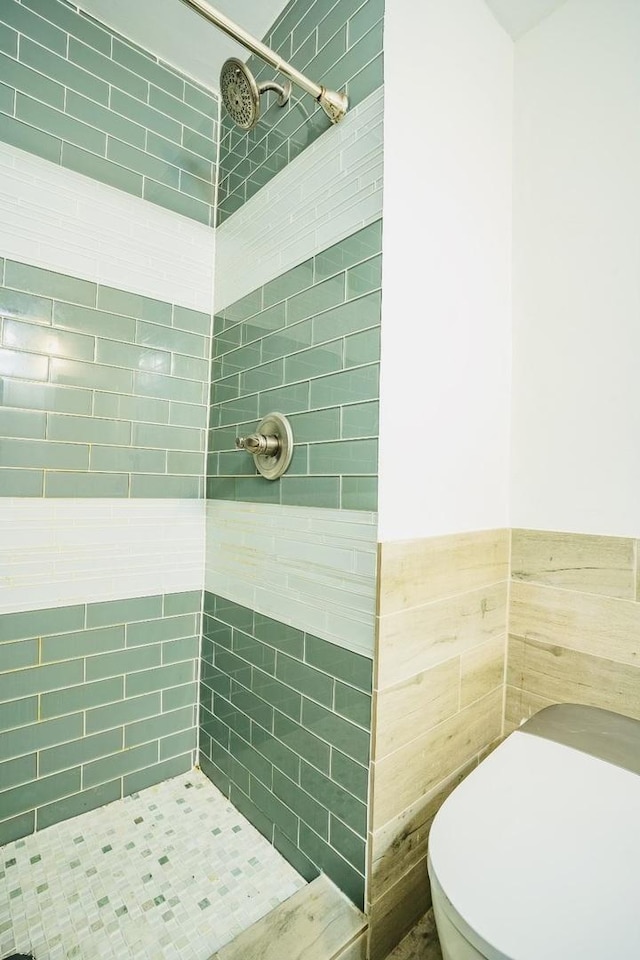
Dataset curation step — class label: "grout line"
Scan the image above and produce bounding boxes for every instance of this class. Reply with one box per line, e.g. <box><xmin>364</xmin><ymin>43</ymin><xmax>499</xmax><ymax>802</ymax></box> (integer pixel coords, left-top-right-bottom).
<box><xmin>502</xmin><ymin>532</ymin><xmax>514</xmax><ymax>739</ymax></box>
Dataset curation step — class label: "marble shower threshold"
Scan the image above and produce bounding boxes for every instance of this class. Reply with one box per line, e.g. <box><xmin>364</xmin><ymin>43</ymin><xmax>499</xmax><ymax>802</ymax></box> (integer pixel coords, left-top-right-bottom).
<box><xmin>210</xmin><ymin>873</ymin><xmax>366</xmax><ymax>960</ymax></box>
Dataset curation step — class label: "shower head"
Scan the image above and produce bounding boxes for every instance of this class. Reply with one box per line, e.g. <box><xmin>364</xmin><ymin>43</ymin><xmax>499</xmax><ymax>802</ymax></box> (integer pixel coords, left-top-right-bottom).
<box><xmin>220</xmin><ymin>58</ymin><xmax>291</xmax><ymax>130</ymax></box>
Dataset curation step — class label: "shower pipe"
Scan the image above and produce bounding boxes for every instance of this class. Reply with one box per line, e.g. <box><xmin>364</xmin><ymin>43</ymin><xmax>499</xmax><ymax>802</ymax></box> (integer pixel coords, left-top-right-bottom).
<box><xmin>180</xmin><ymin>0</ymin><xmax>349</xmax><ymax>123</ymax></box>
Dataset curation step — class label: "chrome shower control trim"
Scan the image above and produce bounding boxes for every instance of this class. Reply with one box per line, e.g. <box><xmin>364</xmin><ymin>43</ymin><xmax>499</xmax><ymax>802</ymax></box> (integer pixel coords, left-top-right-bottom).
<box><xmin>235</xmin><ymin>412</ymin><xmax>293</xmax><ymax>480</ymax></box>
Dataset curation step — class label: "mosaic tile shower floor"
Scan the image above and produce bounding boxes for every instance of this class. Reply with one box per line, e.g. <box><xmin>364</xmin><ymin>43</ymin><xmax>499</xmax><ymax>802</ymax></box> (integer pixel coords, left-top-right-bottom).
<box><xmin>0</xmin><ymin>770</ymin><xmax>306</xmax><ymax>960</ymax></box>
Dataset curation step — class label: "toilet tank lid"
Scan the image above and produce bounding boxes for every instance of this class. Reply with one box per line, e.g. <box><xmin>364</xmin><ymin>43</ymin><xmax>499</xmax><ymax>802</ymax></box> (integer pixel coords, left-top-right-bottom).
<box><xmin>428</xmin><ymin>705</ymin><xmax>640</xmax><ymax>960</ymax></box>
<box><xmin>519</xmin><ymin>702</ymin><xmax>640</xmax><ymax>776</ymax></box>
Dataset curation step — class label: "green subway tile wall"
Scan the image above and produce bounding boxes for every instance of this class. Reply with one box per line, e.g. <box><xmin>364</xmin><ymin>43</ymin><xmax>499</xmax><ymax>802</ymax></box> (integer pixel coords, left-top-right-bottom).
<box><xmin>0</xmin><ymin>591</ymin><xmax>200</xmax><ymax>844</ymax></box>
<box><xmin>217</xmin><ymin>0</ymin><xmax>384</xmax><ymax>222</ymax></box>
<box><xmin>0</xmin><ymin>0</ymin><xmax>218</xmax><ymax>225</ymax></box>
<box><xmin>208</xmin><ymin>220</ymin><xmax>382</xmax><ymax>511</ymax></box>
<box><xmin>199</xmin><ymin>592</ymin><xmax>371</xmax><ymax>908</ymax></box>
<box><xmin>0</xmin><ymin>256</ymin><xmax>211</xmax><ymax>497</ymax></box>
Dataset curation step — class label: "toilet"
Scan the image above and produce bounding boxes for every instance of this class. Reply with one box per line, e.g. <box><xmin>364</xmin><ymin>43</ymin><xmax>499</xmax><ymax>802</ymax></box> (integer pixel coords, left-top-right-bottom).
<box><xmin>427</xmin><ymin>703</ymin><xmax>640</xmax><ymax>960</ymax></box>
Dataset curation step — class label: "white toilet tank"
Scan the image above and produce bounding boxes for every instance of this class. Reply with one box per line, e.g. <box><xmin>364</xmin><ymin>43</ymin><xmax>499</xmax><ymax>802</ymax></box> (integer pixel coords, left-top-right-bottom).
<box><xmin>427</xmin><ymin>704</ymin><xmax>640</xmax><ymax>960</ymax></box>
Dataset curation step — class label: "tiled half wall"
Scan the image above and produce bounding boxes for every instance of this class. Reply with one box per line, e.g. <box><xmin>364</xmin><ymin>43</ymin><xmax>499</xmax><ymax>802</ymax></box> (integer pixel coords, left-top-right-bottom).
<box><xmin>199</xmin><ymin>592</ymin><xmax>372</xmax><ymax>910</ymax></box>
<box><xmin>0</xmin><ymin>256</ymin><xmax>211</xmax><ymax>498</ymax></box>
<box><xmin>0</xmin><ymin>590</ymin><xmax>200</xmax><ymax>846</ymax></box>
<box><xmin>368</xmin><ymin>529</ymin><xmax>509</xmax><ymax>959</ymax></box>
<box><xmin>507</xmin><ymin>529</ymin><xmax>640</xmax><ymax>730</ymax></box>
<box><xmin>365</xmin><ymin>526</ymin><xmax>640</xmax><ymax>956</ymax></box>
<box><xmin>0</xmin><ymin>0</ymin><xmax>218</xmax><ymax>225</ymax></box>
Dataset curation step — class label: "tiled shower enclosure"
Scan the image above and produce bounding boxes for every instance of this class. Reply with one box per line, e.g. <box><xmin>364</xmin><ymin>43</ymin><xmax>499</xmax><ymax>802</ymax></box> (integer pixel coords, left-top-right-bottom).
<box><xmin>1</xmin><ymin>0</ymin><xmax>385</xmax><ymax>953</ymax></box>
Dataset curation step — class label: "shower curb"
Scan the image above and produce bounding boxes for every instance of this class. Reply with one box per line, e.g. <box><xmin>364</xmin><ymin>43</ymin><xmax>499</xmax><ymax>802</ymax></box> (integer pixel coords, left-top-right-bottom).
<box><xmin>208</xmin><ymin>874</ymin><xmax>367</xmax><ymax>960</ymax></box>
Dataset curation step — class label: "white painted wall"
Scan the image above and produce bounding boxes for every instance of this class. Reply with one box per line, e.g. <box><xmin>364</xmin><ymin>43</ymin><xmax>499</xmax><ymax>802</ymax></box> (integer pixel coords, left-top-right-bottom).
<box><xmin>483</xmin><ymin>0</ymin><xmax>569</xmax><ymax>39</ymax></box>
<box><xmin>378</xmin><ymin>0</ymin><xmax>513</xmax><ymax>541</ymax></box>
<box><xmin>510</xmin><ymin>0</ymin><xmax>640</xmax><ymax>536</ymax></box>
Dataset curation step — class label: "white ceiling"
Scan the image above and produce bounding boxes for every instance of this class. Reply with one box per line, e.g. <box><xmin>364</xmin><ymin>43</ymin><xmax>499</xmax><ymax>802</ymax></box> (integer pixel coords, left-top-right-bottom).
<box><xmin>78</xmin><ymin>0</ymin><xmax>571</xmax><ymax>96</ymax></box>
<box><xmin>77</xmin><ymin>0</ymin><xmax>290</xmax><ymax>93</ymax></box>
<box><xmin>483</xmin><ymin>0</ymin><xmax>569</xmax><ymax>39</ymax></box>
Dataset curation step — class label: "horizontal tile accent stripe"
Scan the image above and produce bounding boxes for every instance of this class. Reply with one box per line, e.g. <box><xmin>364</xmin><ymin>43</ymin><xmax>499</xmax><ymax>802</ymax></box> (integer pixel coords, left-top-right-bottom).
<box><xmin>0</xmin><ymin>142</ymin><xmax>215</xmax><ymax>314</ymax></box>
<box><xmin>0</xmin><ymin>257</ymin><xmax>211</xmax><ymax>497</ymax></box>
<box><xmin>0</xmin><ymin>0</ymin><xmax>218</xmax><ymax>226</ymax></box>
<box><xmin>205</xmin><ymin>500</ymin><xmax>377</xmax><ymax>657</ymax></box>
<box><xmin>214</xmin><ymin>87</ymin><xmax>383</xmax><ymax>312</ymax></box>
<box><xmin>0</xmin><ymin>590</ymin><xmax>199</xmax><ymax>843</ymax></box>
<box><xmin>209</xmin><ymin>221</ymin><xmax>382</xmax><ymax>512</ymax></box>
<box><xmin>199</xmin><ymin>592</ymin><xmax>371</xmax><ymax>909</ymax></box>
<box><xmin>218</xmin><ymin>0</ymin><xmax>383</xmax><ymax>222</ymax></box>
<box><xmin>0</xmin><ymin>499</ymin><xmax>204</xmax><ymax>614</ymax></box>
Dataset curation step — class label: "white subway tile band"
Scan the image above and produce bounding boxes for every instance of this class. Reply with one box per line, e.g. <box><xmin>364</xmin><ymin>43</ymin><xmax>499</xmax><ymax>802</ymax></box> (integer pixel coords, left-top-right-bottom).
<box><xmin>0</xmin><ymin>142</ymin><xmax>215</xmax><ymax>314</ymax></box>
<box><xmin>214</xmin><ymin>87</ymin><xmax>384</xmax><ymax>312</ymax></box>
<box><xmin>0</xmin><ymin>498</ymin><xmax>205</xmax><ymax>614</ymax></box>
<box><xmin>205</xmin><ymin>499</ymin><xmax>377</xmax><ymax>657</ymax></box>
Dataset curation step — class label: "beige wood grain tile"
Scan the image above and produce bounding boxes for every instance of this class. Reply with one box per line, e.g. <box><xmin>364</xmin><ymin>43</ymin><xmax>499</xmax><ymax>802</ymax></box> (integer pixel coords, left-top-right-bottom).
<box><xmin>368</xmin><ymin>758</ymin><xmax>475</xmax><ymax>904</ymax></box>
<box><xmin>371</xmin><ymin>688</ymin><xmax>502</xmax><ymax>830</ymax></box>
<box><xmin>210</xmin><ymin>875</ymin><xmax>365</xmax><ymax>960</ymax></box>
<box><xmin>334</xmin><ymin>933</ymin><xmax>367</xmax><ymax>960</ymax></box>
<box><xmin>504</xmin><ymin>683</ymin><xmax>521</xmax><ymax>734</ymax></box>
<box><xmin>516</xmin><ymin>637</ymin><xmax>640</xmax><ymax>721</ymax></box>
<box><xmin>460</xmin><ymin>634</ymin><xmax>505</xmax><ymax>708</ymax></box>
<box><xmin>510</xmin><ymin>581</ymin><xmax>640</xmax><ymax>667</ymax></box>
<box><xmin>504</xmin><ymin>683</ymin><xmax>554</xmax><ymax>733</ymax></box>
<box><xmin>385</xmin><ymin>909</ymin><xmax>443</xmax><ymax>960</ymax></box>
<box><xmin>511</xmin><ymin>529</ymin><xmax>635</xmax><ymax>599</ymax></box>
<box><xmin>506</xmin><ymin>635</ymin><xmax>525</xmax><ymax>688</ymax></box>
<box><xmin>373</xmin><ymin>659</ymin><xmax>460</xmax><ymax>761</ymax></box>
<box><xmin>378</xmin><ymin>582</ymin><xmax>507</xmax><ymax>689</ymax></box>
<box><xmin>379</xmin><ymin>529</ymin><xmax>509</xmax><ymax>616</ymax></box>
<box><xmin>368</xmin><ymin>859</ymin><xmax>431</xmax><ymax>960</ymax></box>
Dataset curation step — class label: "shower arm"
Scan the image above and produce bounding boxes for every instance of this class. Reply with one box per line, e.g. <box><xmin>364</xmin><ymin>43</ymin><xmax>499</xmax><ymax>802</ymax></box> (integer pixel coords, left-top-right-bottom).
<box><xmin>179</xmin><ymin>0</ymin><xmax>348</xmax><ymax>123</ymax></box>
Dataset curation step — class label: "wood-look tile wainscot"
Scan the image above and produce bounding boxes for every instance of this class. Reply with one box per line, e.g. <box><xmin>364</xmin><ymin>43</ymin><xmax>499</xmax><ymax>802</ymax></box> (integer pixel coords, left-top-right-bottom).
<box><xmin>511</xmin><ymin>529</ymin><xmax>636</xmax><ymax>599</ymax></box>
<box><xmin>368</xmin><ymin>530</ymin><xmax>509</xmax><ymax>960</ymax></box>
<box><xmin>506</xmin><ymin>529</ymin><xmax>640</xmax><ymax>734</ymax></box>
<box><xmin>378</xmin><ymin>529</ymin><xmax>509</xmax><ymax>616</ymax></box>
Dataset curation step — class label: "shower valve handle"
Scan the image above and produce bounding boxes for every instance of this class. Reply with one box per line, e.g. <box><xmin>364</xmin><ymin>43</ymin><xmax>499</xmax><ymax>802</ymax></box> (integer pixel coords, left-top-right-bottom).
<box><xmin>235</xmin><ymin>433</ymin><xmax>280</xmax><ymax>456</ymax></box>
<box><xmin>234</xmin><ymin>413</ymin><xmax>294</xmax><ymax>481</ymax></box>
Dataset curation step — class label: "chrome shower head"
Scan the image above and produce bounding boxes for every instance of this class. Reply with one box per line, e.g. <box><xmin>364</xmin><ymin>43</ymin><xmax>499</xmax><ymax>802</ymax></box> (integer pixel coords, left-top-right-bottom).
<box><xmin>220</xmin><ymin>58</ymin><xmax>291</xmax><ymax>131</ymax></box>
